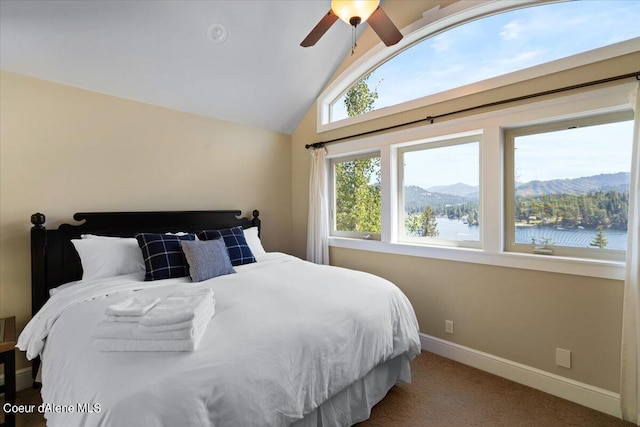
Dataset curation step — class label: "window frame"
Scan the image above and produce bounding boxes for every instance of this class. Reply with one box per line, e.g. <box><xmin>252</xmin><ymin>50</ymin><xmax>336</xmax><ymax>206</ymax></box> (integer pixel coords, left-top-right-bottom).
<box><xmin>503</xmin><ymin>111</ymin><xmax>634</xmax><ymax>262</ymax></box>
<box><xmin>316</xmin><ymin>0</ymin><xmax>640</xmax><ymax>133</ymax></box>
<box><xmin>322</xmin><ymin>83</ymin><xmax>634</xmax><ymax>281</ymax></box>
<box><xmin>397</xmin><ymin>134</ymin><xmax>482</xmax><ymax>249</ymax></box>
<box><xmin>329</xmin><ymin>151</ymin><xmax>382</xmax><ymax>241</ymax></box>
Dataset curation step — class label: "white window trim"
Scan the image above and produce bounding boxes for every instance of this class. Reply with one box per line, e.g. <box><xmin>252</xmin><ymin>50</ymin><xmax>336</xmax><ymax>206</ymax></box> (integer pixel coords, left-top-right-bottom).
<box><xmin>325</xmin><ymin>83</ymin><xmax>635</xmax><ymax>281</ymax></box>
<box><xmin>397</xmin><ymin>135</ymin><xmax>482</xmax><ymax>249</ymax></box>
<box><xmin>317</xmin><ymin>0</ymin><xmax>640</xmax><ymax>133</ymax></box>
<box><xmin>329</xmin><ymin>151</ymin><xmax>382</xmax><ymax>240</ymax></box>
<box><xmin>503</xmin><ymin>111</ymin><xmax>633</xmax><ymax>262</ymax></box>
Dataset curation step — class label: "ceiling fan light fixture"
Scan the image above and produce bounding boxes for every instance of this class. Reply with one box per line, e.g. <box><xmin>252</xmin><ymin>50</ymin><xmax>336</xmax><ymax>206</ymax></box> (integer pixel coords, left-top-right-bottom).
<box><xmin>331</xmin><ymin>0</ymin><xmax>380</xmax><ymax>26</ymax></box>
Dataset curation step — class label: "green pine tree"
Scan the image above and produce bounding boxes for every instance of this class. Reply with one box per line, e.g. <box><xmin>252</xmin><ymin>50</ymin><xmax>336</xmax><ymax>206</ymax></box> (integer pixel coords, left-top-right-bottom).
<box><xmin>590</xmin><ymin>224</ymin><xmax>608</xmax><ymax>249</ymax></box>
<box><xmin>421</xmin><ymin>206</ymin><xmax>439</xmax><ymax>237</ymax></box>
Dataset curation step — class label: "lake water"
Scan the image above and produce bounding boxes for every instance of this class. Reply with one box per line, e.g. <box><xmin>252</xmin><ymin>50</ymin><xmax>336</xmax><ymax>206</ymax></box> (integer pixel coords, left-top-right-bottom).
<box><xmin>431</xmin><ymin>217</ymin><xmax>628</xmax><ymax>250</ymax></box>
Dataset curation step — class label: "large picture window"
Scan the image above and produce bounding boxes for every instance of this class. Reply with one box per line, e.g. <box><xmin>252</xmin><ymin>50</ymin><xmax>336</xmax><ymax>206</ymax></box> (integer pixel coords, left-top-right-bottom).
<box><xmin>504</xmin><ymin>112</ymin><xmax>634</xmax><ymax>261</ymax></box>
<box><xmin>399</xmin><ymin>136</ymin><xmax>481</xmax><ymax>248</ymax></box>
<box><xmin>325</xmin><ymin>83</ymin><xmax>634</xmax><ymax>279</ymax></box>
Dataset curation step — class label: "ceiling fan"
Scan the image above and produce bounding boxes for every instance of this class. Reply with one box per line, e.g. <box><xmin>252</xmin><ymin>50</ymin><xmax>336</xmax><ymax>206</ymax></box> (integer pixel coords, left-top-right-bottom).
<box><xmin>301</xmin><ymin>0</ymin><xmax>403</xmax><ymax>48</ymax></box>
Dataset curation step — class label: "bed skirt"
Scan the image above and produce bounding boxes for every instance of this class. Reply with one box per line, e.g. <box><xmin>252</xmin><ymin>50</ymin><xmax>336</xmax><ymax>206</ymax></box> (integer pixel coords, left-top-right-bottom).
<box><xmin>293</xmin><ymin>354</ymin><xmax>412</xmax><ymax>427</ymax></box>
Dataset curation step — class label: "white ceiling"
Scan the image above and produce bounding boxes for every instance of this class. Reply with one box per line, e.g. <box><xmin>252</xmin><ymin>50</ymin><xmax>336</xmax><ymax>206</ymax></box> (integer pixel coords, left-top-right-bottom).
<box><xmin>0</xmin><ymin>0</ymin><xmax>362</xmax><ymax>134</ymax></box>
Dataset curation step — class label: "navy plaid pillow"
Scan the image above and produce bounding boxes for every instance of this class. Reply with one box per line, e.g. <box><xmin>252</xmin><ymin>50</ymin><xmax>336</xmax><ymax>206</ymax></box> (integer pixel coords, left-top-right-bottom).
<box><xmin>135</xmin><ymin>233</ymin><xmax>196</xmax><ymax>281</ymax></box>
<box><xmin>196</xmin><ymin>226</ymin><xmax>256</xmax><ymax>266</ymax></box>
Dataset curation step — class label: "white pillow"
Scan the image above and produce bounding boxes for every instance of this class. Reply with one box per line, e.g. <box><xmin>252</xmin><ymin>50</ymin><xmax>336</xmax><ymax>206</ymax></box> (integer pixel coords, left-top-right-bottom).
<box><xmin>243</xmin><ymin>227</ymin><xmax>266</xmax><ymax>259</ymax></box>
<box><xmin>71</xmin><ymin>236</ymin><xmax>145</xmax><ymax>280</ymax></box>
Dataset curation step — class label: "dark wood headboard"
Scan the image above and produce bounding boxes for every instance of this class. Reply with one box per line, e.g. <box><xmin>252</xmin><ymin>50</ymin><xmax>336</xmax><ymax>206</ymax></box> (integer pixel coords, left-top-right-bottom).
<box><xmin>30</xmin><ymin>210</ymin><xmax>260</xmax><ymax>316</ymax></box>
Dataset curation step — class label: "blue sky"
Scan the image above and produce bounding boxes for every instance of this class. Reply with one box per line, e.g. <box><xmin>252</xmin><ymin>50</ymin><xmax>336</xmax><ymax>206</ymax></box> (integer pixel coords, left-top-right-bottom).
<box><xmin>336</xmin><ymin>0</ymin><xmax>640</xmax><ymax>189</ymax></box>
<box><xmin>402</xmin><ymin>119</ymin><xmax>634</xmax><ymax>189</ymax></box>
<box><xmin>515</xmin><ymin>120</ymin><xmax>634</xmax><ymax>183</ymax></box>
<box><xmin>404</xmin><ymin>142</ymin><xmax>478</xmax><ymax>189</ymax></box>
<box><xmin>333</xmin><ymin>0</ymin><xmax>640</xmax><ymax>119</ymax></box>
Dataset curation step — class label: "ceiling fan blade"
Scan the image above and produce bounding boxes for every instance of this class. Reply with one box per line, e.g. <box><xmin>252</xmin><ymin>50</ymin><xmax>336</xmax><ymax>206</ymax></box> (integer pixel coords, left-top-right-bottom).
<box><xmin>368</xmin><ymin>6</ymin><xmax>403</xmax><ymax>47</ymax></box>
<box><xmin>300</xmin><ymin>10</ymin><xmax>339</xmax><ymax>47</ymax></box>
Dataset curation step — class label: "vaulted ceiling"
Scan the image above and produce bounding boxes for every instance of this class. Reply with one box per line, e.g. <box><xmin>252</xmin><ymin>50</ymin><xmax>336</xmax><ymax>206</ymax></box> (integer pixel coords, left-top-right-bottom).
<box><xmin>0</xmin><ymin>0</ymin><xmax>367</xmax><ymax>134</ymax></box>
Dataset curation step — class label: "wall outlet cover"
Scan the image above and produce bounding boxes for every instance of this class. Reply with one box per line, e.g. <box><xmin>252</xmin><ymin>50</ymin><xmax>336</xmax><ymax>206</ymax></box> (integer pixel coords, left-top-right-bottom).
<box><xmin>445</xmin><ymin>320</ymin><xmax>454</xmax><ymax>334</ymax></box>
<box><xmin>556</xmin><ymin>348</ymin><xmax>571</xmax><ymax>368</ymax></box>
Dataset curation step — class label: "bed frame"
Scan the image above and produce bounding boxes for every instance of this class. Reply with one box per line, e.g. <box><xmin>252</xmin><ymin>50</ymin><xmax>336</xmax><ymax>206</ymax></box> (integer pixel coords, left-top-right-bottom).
<box><xmin>29</xmin><ymin>209</ymin><xmax>260</xmax><ymax>384</ymax></box>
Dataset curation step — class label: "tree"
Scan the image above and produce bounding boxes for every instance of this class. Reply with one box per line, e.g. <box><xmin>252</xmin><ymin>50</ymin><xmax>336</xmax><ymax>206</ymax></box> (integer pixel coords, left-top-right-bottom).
<box><xmin>590</xmin><ymin>224</ymin><xmax>608</xmax><ymax>249</ymax></box>
<box><xmin>343</xmin><ymin>72</ymin><xmax>379</xmax><ymax>117</ymax></box>
<box><xmin>405</xmin><ymin>213</ymin><xmax>422</xmax><ymax>236</ymax></box>
<box><xmin>335</xmin><ymin>158</ymin><xmax>381</xmax><ymax>233</ymax></box>
<box><xmin>403</xmin><ymin>206</ymin><xmax>439</xmax><ymax>237</ymax></box>
<box><xmin>334</xmin><ymin>72</ymin><xmax>382</xmax><ymax>234</ymax></box>
<box><xmin>421</xmin><ymin>206</ymin><xmax>439</xmax><ymax>237</ymax></box>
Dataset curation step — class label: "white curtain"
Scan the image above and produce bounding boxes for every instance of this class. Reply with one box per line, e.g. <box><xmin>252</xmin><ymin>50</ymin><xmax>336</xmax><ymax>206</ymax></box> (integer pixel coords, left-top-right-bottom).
<box><xmin>621</xmin><ymin>81</ymin><xmax>640</xmax><ymax>424</ymax></box>
<box><xmin>307</xmin><ymin>146</ymin><xmax>329</xmax><ymax>265</ymax></box>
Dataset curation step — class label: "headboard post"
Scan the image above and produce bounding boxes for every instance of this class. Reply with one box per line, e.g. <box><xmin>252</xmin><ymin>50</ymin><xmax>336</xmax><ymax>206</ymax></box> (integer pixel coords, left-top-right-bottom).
<box><xmin>30</xmin><ymin>212</ymin><xmax>46</xmax><ymax>388</ymax></box>
<box><xmin>252</xmin><ymin>210</ymin><xmax>261</xmax><ymax>237</ymax></box>
<box><xmin>30</xmin><ymin>213</ymin><xmax>47</xmax><ymax>317</ymax></box>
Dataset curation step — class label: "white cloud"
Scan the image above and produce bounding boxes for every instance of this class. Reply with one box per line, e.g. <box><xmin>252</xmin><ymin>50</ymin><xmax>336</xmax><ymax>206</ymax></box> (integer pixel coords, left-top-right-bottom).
<box><xmin>500</xmin><ymin>20</ymin><xmax>523</xmax><ymax>41</ymax></box>
<box><xmin>429</xmin><ymin>33</ymin><xmax>451</xmax><ymax>52</ymax></box>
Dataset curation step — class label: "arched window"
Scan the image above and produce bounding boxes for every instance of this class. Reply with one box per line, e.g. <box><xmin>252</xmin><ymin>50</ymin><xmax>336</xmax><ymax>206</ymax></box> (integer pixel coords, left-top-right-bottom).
<box><xmin>320</xmin><ymin>0</ymin><xmax>640</xmax><ymax>130</ymax></box>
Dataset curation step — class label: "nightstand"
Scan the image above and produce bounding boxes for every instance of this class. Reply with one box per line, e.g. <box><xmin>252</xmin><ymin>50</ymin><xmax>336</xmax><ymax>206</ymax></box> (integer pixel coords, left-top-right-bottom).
<box><xmin>0</xmin><ymin>316</ymin><xmax>16</xmax><ymax>427</ymax></box>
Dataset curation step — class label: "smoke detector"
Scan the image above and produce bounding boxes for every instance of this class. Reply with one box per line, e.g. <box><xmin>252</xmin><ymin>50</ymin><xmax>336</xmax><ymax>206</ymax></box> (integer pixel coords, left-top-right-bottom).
<box><xmin>207</xmin><ymin>24</ymin><xmax>228</xmax><ymax>44</ymax></box>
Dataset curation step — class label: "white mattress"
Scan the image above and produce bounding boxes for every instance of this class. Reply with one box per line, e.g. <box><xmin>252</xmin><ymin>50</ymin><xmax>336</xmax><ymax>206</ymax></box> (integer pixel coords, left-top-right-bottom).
<box><xmin>18</xmin><ymin>253</ymin><xmax>421</xmax><ymax>427</ymax></box>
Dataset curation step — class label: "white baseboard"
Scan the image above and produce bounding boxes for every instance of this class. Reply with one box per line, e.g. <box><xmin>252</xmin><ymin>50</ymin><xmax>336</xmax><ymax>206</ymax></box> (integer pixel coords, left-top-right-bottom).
<box><xmin>0</xmin><ymin>367</ymin><xmax>33</xmax><ymax>393</ymax></box>
<box><xmin>420</xmin><ymin>333</ymin><xmax>621</xmax><ymax>419</ymax></box>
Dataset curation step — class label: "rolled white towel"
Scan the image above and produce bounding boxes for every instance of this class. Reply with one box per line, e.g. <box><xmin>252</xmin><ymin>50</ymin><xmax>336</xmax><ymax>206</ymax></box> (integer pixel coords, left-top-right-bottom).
<box><xmin>106</xmin><ymin>297</ymin><xmax>161</xmax><ymax>317</ymax></box>
<box><xmin>139</xmin><ymin>289</ymin><xmax>214</xmax><ymax>327</ymax></box>
<box><xmin>95</xmin><ymin>302</ymin><xmax>215</xmax><ymax>340</ymax></box>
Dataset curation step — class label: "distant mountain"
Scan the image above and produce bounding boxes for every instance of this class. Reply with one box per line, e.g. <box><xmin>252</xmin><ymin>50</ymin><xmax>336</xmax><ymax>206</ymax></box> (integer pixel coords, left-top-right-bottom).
<box><xmin>404</xmin><ymin>185</ymin><xmax>477</xmax><ymax>214</ymax></box>
<box><xmin>426</xmin><ymin>182</ymin><xmax>479</xmax><ymax>198</ymax></box>
<box><xmin>516</xmin><ymin>172</ymin><xmax>629</xmax><ymax>197</ymax></box>
<box><xmin>403</xmin><ymin>172</ymin><xmax>629</xmax><ymax>214</ymax></box>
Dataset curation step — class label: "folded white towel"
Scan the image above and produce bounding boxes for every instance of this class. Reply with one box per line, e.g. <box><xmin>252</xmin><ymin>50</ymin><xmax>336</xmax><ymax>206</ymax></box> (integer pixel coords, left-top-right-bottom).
<box><xmin>139</xmin><ymin>289</ymin><xmax>214</xmax><ymax>327</ymax></box>
<box><xmin>93</xmin><ymin>315</ymin><xmax>211</xmax><ymax>352</ymax></box>
<box><xmin>135</xmin><ymin>299</ymin><xmax>214</xmax><ymax>333</ymax></box>
<box><xmin>106</xmin><ymin>314</ymin><xmax>142</xmax><ymax>323</ymax></box>
<box><xmin>106</xmin><ymin>297</ymin><xmax>161</xmax><ymax>316</ymax></box>
<box><xmin>95</xmin><ymin>302</ymin><xmax>215</xmax><ymax>340</ymax></box>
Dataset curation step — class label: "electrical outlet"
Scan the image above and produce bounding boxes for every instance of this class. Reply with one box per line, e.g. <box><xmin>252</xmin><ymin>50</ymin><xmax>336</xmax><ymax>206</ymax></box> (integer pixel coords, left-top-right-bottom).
<box><xmin>445</xmin><ymin>320</ymin><xmax>454</xmax><ymax>334</ymax></box>
<box><xmin>556</xmin><ymin>348</ymin><xmax>571</xmax><ymax>368</ymax></box>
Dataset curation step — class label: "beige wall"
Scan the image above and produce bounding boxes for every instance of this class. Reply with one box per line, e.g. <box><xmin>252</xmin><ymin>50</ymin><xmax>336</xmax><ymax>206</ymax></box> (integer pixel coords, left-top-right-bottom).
<box><xmin>291</xmin><ymin>0</ymin><xmax>637</xmax><ymax>392</ymax></box>
<box><xmin>0</xmin><ymin>71</ymin><xmax>292</xmax><ymax>370</ymax></box>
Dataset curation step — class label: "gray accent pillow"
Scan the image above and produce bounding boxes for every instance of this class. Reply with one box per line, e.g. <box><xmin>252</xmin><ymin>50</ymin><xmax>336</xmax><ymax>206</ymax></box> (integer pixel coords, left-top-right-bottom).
<box><xmin>180</xmin><ymin>239</ymin><xmax>235</xmax><ymax>282</ymax></box>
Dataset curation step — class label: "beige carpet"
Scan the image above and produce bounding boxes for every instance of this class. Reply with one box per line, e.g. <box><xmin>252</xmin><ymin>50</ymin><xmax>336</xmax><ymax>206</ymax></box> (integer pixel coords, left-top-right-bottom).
<box><xmin>4</xmin><ymin>351</ymin><xmax>633</xmax><ymax>427</ymax></box>
<box><xmin>358</xmin><ymin>351</ymin><xmax>632</xmax><ymax>427</ymax></box>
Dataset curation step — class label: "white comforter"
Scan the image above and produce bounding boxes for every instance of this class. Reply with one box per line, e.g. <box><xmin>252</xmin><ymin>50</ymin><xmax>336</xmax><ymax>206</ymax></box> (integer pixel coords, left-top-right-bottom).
<box><xmin>17</xmin><ymin>253</ymin><xmax>421</xmax><ymax>427</ymax></box>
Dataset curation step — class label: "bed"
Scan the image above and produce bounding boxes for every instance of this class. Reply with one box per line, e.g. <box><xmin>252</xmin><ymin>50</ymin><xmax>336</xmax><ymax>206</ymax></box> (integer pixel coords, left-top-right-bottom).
<box><xmin>18</xmin><ymin>210</ymin><xmax>421</xmax><ymax>427</ymax></box>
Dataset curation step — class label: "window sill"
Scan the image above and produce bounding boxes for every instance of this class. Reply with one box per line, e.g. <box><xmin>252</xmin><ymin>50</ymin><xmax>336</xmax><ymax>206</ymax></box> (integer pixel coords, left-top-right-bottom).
<box><xmin>328</xmin><ymin>237</ymin><xmax>626</xmax><ymax>280</ymax></box>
